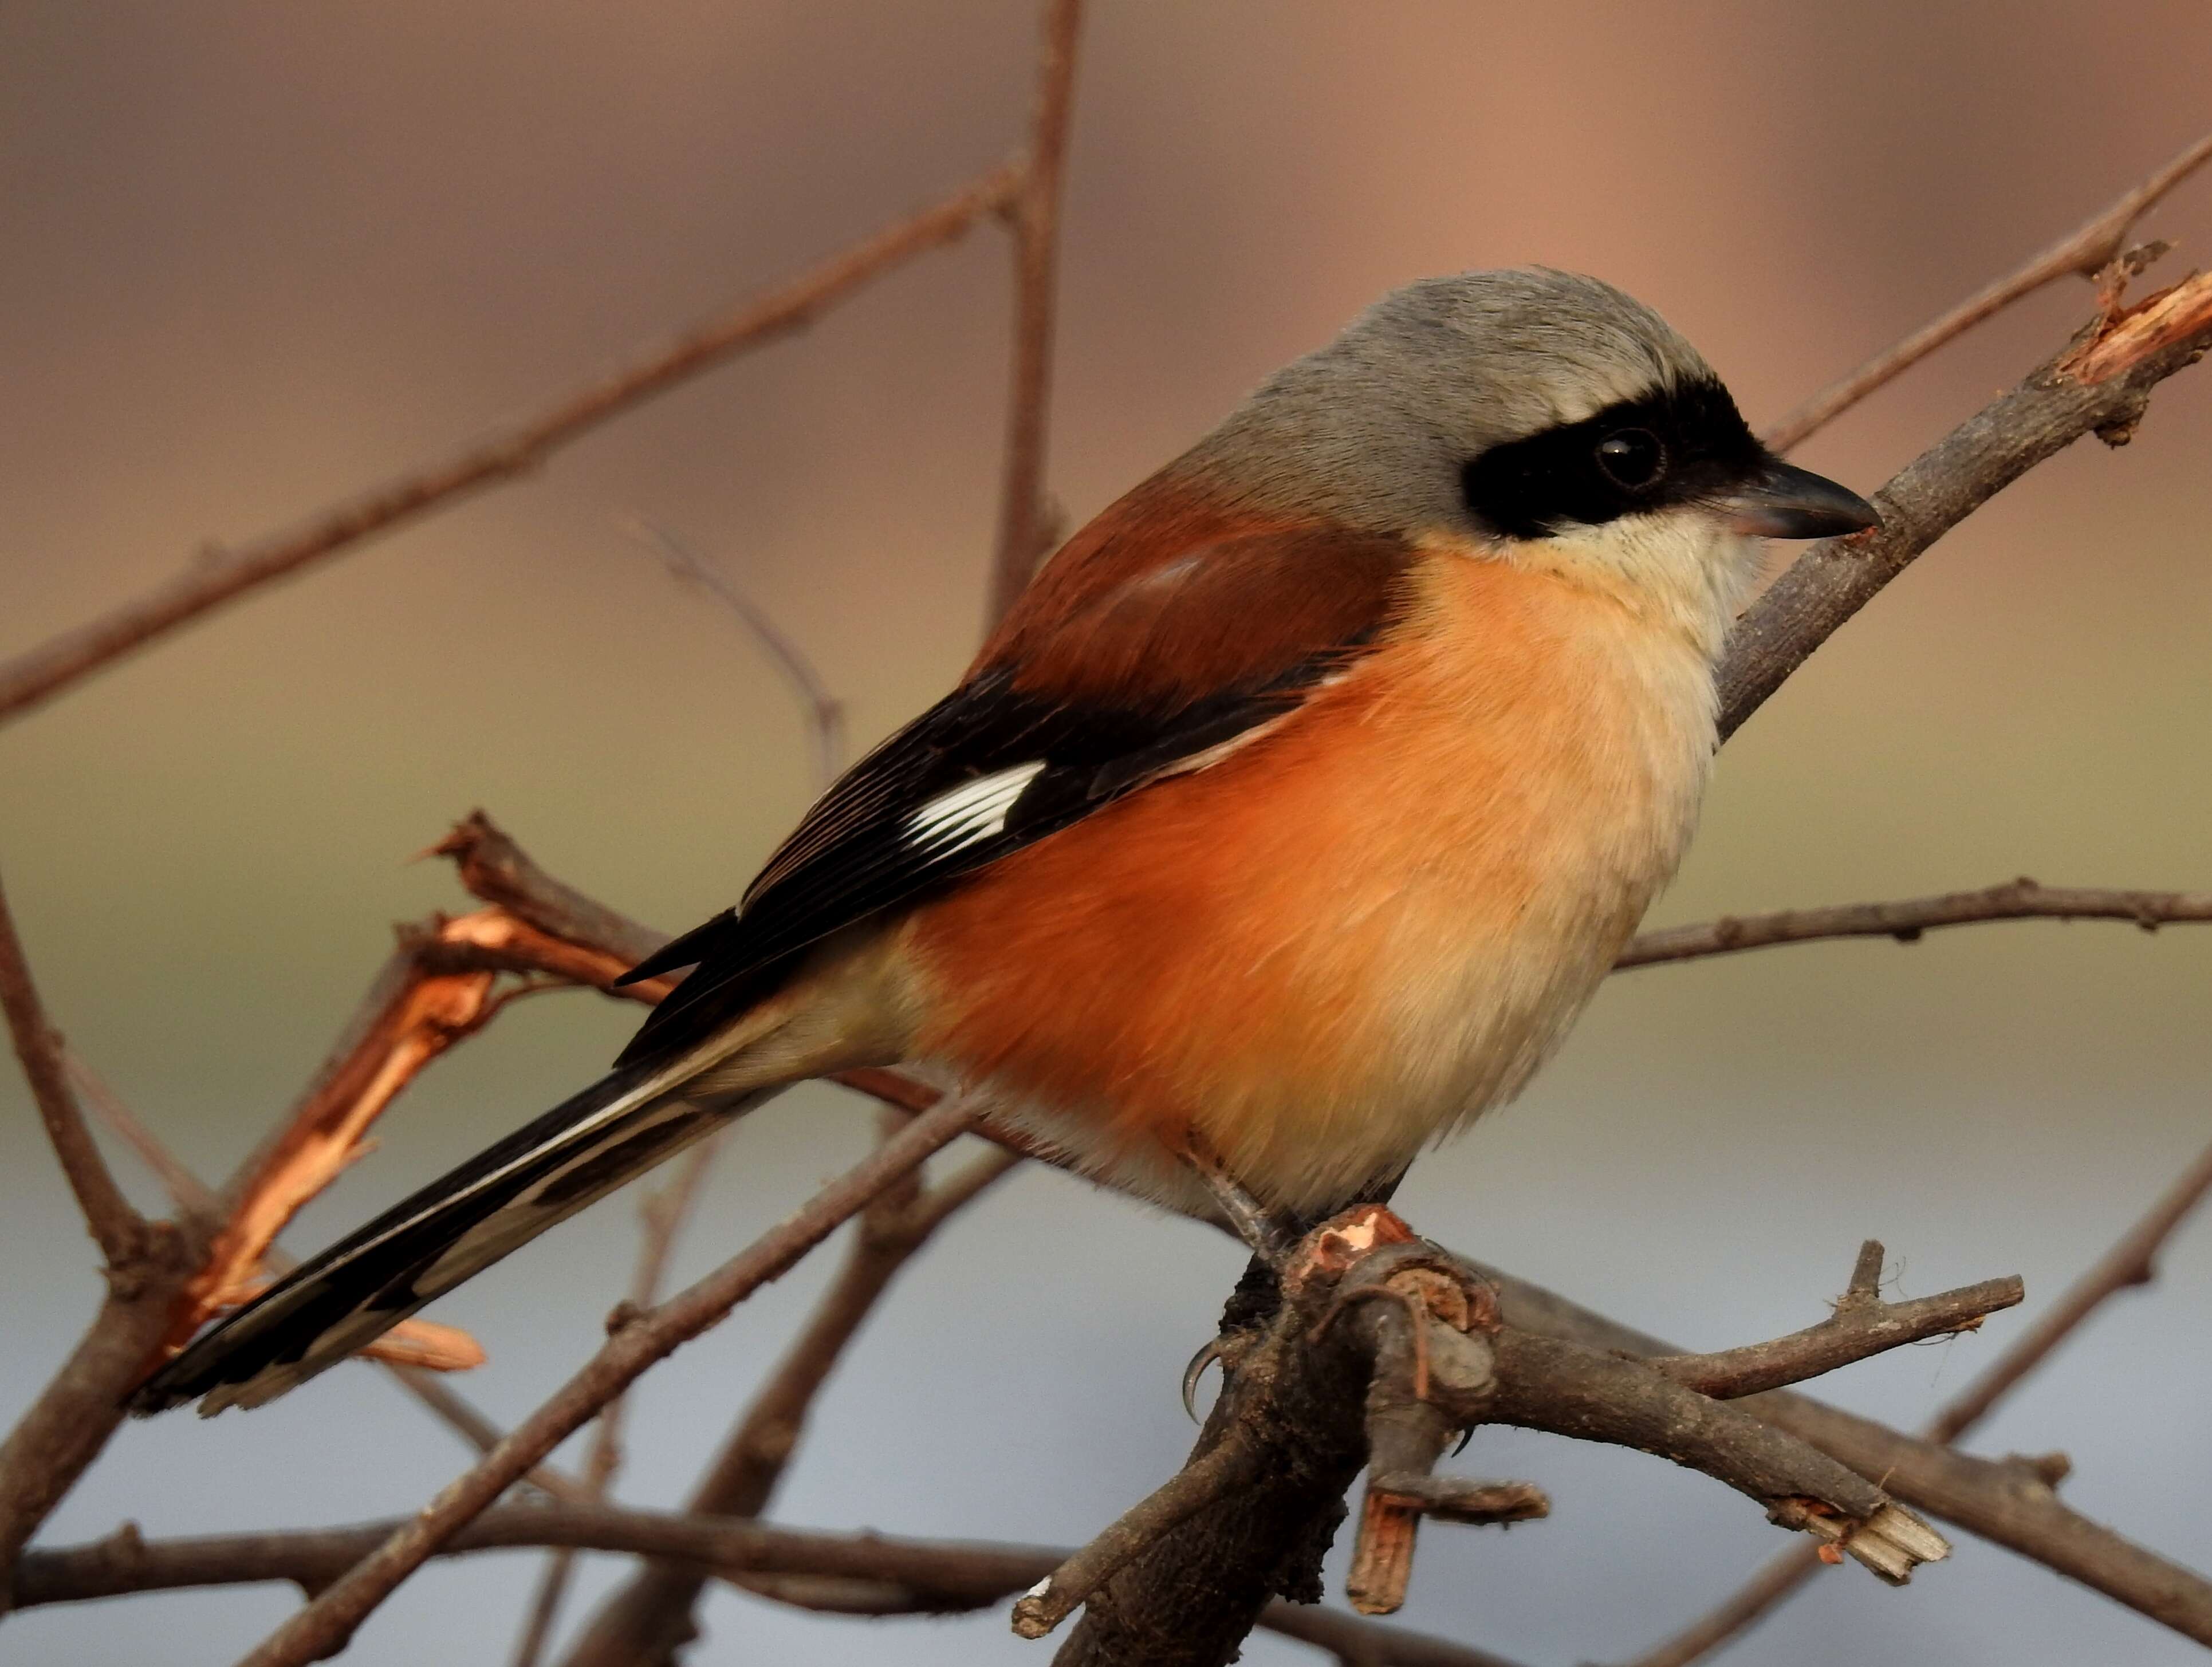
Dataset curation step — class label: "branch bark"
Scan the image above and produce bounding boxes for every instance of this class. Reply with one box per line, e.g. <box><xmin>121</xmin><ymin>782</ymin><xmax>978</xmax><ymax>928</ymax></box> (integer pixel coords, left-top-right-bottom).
<box><xmin>1482</xmin><ymin>1256</ymin><xmax>2212</xmax><ymax>1664</ymax></box>
<box><xmin>1616</xmin><ymin>878</ymin><xmax>2212</xmax><ymax>970</ymax></box>
<box><xmin>1045</xmin><ymin>1223</ymin><xmax>1990</xmax><ymax>1666</ymax></box>
<box><xmin>0</xmin><ymin>866</ymin><xmax>196</xmax><ymax>1609</ymax></box>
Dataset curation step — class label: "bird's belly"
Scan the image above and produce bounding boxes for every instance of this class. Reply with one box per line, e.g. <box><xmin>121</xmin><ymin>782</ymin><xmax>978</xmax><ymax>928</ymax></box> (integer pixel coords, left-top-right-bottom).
<box><xmin>903</xmin><ymin>558</ymin><xmax>1715</xmax><ymax>1216</ymax></box>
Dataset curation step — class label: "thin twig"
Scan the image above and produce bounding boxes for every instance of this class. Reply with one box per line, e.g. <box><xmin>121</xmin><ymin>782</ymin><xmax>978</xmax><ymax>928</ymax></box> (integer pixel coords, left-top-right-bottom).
<box><xmin>1617</xmin><ymin>879</ymin><xmax>2212</xmax><ymax>970</ymax></box>
<box><xmin>0</xmin><ymin>867</ymin><xmax>143</xmax><ymax>1265</ymax></box>
<box><xmin>985</xmin><ymin>0</ymin><xmax>1085</xmax><ymax>627</ymax></box>
<box><xmin>1761</xmin><ymin>130</ymin><xmax>2212</xmax><ymax>451</ymax></box>
<box><xmin>1645</xmin><ymin>1273</ymin><xmax>2023</xmax><ymax>1401</ymax></box>
<box><xmin>618</xmin><ymin>519</ymin><xmax>846</xmax><ymax>790</ymax></box>
<box><xmin>0</xmin><ymin>164</ymin><xmax>1024</xmax><ymax>727</ymax></box>
<box><xmin>1618</xmin><ymin>1138</ymin><xmax>2212</xmax><ymax>1667</ymax></box>
<box><xmin>233</xmin><ymin>1093</ymin><xmax>982</xmax><ymax>1667</ymax></box>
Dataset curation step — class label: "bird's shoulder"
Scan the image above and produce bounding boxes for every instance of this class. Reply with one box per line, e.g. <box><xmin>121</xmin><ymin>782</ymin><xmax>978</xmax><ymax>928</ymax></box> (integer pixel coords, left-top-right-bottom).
<box><xmin>613</xmin><ymin>475</ymin><xmax>1420</xmax><ymax>1065</ymax></box>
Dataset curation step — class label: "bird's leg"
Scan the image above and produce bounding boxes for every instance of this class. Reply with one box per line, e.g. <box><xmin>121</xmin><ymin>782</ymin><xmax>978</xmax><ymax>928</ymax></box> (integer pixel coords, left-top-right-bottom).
<box><xmin>1177</xmin><ymin>1135</ymin><xmax>1310</xmax><ymax>1421</ymax></box>
<box><xmin>1180</xmin><ymin>1161</ymin><xmax>1421</xmax><ymax>1421</ymax></box>
<box><xmin>1180</xmin><ymin>1133</ymin><xmax>1301</xmax><ymax>1265</ymax></box>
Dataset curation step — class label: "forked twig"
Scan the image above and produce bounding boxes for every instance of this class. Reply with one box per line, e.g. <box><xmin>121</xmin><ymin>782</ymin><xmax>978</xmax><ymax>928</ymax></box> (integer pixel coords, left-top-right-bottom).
<box><xmin>1621</xmin><ymin>1140</ymin><xmax>2212</xmax><ymax>1667</ymax></box>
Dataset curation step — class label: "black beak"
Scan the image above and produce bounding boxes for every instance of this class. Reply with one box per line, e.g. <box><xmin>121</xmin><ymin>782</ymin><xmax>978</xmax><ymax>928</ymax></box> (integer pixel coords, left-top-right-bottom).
<box><xmin>1723</xmin><ymin>459</ymin><xmax>1881</xmax><ymax>539</ymax></box>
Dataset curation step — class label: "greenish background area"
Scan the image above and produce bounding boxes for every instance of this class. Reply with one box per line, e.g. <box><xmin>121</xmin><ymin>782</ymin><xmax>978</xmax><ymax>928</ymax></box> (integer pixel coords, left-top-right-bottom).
<box><xmin>3</xmin><ymin>4</ymin><xmax>2209</xmax><ymax>1663</ymax></box>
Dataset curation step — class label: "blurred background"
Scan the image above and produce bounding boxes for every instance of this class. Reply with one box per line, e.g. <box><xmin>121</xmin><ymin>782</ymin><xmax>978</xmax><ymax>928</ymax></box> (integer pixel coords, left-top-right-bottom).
<box><xmin>4</xmin><ymin>3</ymin><xmax>2211</xmax><ymax>1663</ymax></box>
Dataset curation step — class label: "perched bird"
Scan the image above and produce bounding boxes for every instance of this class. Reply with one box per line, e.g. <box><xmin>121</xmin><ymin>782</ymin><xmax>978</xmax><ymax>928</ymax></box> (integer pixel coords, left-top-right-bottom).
<box><xmin>132</xmin><ymin>269</ymin><xmax>1876</xmax><ymax>1415</ymax></box>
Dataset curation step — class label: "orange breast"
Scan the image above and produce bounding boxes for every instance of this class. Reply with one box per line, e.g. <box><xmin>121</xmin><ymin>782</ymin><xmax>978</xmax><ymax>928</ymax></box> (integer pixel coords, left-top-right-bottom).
<box><xmin>902</xmin><ymin>550</ymin><xmax>1716</xmax><ymax>1215</ymax></box>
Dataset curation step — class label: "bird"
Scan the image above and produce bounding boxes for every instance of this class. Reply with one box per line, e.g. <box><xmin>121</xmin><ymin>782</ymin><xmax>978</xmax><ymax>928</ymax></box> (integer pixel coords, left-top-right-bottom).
<box><xmin>131</xmin><ymin>267</ymin><xmax>1877</xmax><ymax>1416</ymax></box>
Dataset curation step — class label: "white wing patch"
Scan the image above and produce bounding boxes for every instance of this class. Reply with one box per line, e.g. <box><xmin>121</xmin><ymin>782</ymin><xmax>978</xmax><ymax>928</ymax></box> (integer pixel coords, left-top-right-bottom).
<box><xmin>907</xmin><ymin>762</ymin><xmax>1046</xmax><ymax>854</ymax></box>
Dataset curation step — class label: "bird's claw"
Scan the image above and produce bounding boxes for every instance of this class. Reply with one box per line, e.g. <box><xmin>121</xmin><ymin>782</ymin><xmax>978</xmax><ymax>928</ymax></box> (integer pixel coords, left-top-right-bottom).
<box><xmin>1181</xmin><ymin>1335</ymin><xmax>1230</xmax><ymax>1422</ymax></box>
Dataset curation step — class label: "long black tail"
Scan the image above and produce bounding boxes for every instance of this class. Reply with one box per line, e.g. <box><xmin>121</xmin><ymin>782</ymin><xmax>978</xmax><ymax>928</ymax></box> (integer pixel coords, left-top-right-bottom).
<box><xmin>131</xmin><ymin>1060</ymin><xmax>774</xmax><ymax>1416</ymax></box>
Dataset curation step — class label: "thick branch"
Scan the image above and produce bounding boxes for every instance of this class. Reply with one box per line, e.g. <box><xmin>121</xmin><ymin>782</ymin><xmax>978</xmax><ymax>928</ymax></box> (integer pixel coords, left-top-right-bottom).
<box><xmin>233</xmin><ymin>1094</ymin><xmax>981</xmax><ymax>1667</ymax></box>
<box><xmin>1617</xmin><ymin>878</ymin><xmax>2212</xmax><ymax>970</ymax></box>
<box><xmin>0</xmin><ymin>164</ymin><xmax>1024</xmax><ymax>727</ymax></box>
<box><xmin>0</xmin><ymin>1252</ymin><xmax>198</xmax><ymax>1614</ymax></box>
<box><xmin>0</xmin><ymin>866</ymin><xmax>194</xmax><ymax>1608</ymax></box>
<box><xmin>1762</xmin><ymin>129</ymin><xmax>2212</xmax><ymax>450</ymax></box>
<box><xmin>1469</xmin><ymin>1261</ymin><xmax>2212</xmax><ymax>1657</ymax></box>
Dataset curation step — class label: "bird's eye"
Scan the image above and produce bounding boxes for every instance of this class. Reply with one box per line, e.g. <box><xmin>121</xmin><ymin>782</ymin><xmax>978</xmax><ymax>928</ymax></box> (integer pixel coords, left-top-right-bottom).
<box><xmin>1595</xmin><ymin>429</ymin><xmax>1666</xmax><ymax>490</ymax></box>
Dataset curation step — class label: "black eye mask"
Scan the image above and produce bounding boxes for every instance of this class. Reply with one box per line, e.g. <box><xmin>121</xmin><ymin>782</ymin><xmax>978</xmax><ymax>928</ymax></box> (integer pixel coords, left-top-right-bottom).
<box><xmin>1458</xmin><ymin>376</ymin><xmax>1767</xmax><ymax>540</ymax></box>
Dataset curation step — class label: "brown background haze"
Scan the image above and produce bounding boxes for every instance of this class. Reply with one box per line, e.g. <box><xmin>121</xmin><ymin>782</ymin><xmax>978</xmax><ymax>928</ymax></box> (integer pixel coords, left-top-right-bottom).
<box><xmin>3</xmin><ymin>3</ymin><xmax>2210</xmax><ymax>1664</ymax></box>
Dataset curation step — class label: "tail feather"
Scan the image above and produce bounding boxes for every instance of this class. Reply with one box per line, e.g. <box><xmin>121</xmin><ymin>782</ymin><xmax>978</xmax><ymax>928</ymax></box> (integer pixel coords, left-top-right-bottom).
<box><xmin>130</xmin><ymin>1062</ymin><xmax>778</xmax><ymax>1416</ymax></box>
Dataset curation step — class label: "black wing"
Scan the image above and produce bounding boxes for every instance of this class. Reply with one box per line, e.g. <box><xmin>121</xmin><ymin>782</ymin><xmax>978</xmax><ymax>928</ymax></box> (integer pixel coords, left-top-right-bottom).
<box><xmin>613</xmin><ymin>658</ymin><xmax>1347</xmax><ymax>1066</ymax></box>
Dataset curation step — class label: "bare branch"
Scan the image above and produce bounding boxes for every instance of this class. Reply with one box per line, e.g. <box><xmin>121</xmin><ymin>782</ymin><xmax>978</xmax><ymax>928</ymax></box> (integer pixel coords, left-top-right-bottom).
<box><xmin>1013</xmin><ymin>1433</ymin><xmax>1262</xmax><ymax>1638</ymax></box>
<box><xmin>16</xmin><ymin>1506</ymin><xmax>1530</xmax><ymax>1665</ymax></box>
<box><xmin>1761</xmin><ymin>129</ymin><xmax>2212</xmax><ymax>451</ymax></box>
<box><xmin>985</xmin><ymin>0</ymin><xmax>1086</xmax><ymax>626</ymax></box>
<box><xmin>1588</xmin><ymin>1150</ymin><xmax>2212</xmax><ymax>1667</ymax></box>
<box><xmin>232</xmin><ymin>1093</ymin><xmax>982</xmax><ymax>1667</ymax></box>
<box><xmin>1617</xmin><ymin>878</ymin><xmax>2212</xmax><ymax>970</ymax></box>
<box><xmin>617</xmin><ymin>519</ymin><xmax>846</xmax><ymax>790</ymax></box>
<box><xmin>1050</xmin><ymin>1221</ymin><xmax>1973</xmax><ymax>1667</ymax></box>
<box><xmin>1719</xmin><ymin>267</ymin><xmax>2212</xmax><ymax>742</ymax></box>
<box><xmin>0</xmin><ymin>866</ymin><xmax>144</xmax><ymax>1265</ymax></box>
<box><xmin>506</xmin><ymin>1132</ymin><xmax>723</xmax><ymax>1667</ymax></box>
<box><xmin>1644</xmin><ymin>1256</ymin><xmax>2023</xmax><ymax>1401</ymax></box>
<box><xmin>556</xmin><ymin>1133</ymin><xmax>1018</xmax><ymax>1667</ymax></box>
<box><xmin>0</xmin><ymin>163</ymin><xmax>1024</xmax><ymax>727</ymax></box>
<box><xmin>0</xmin><ymin>870</ymin><xmax>197</xmax><ymax>1606</ymax></box>
<box><xmin>183</xmin><ymin>927</ymin><xmax>509</xmax><ymax>1351</ymax></box>
<box><xmin>66</xmin><ymin>1047</ymin><xmax>587</xmax><ymax>1501</ymax></box>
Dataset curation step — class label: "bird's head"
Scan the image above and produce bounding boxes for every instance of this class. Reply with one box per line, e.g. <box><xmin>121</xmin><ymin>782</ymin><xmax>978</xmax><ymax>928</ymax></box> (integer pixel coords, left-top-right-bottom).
<box><xmin>1188</xmin><ymin>267</ymin><xmax>1879</xmax><ymax>648</ymax></box>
